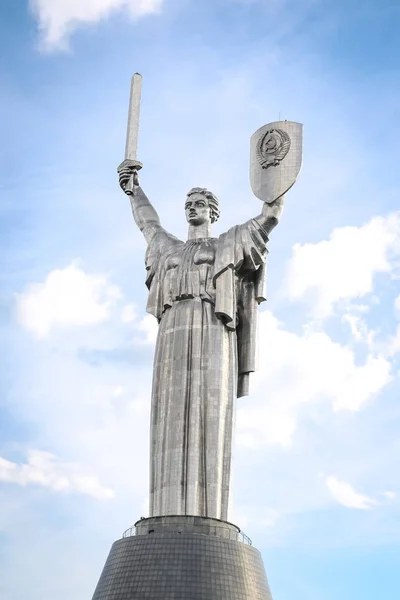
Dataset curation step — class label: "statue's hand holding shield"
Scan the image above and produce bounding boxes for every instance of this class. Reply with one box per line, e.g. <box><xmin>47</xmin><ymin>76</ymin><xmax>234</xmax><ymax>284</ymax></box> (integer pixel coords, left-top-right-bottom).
<box><xmin>250</xmin><ymin>121</ymin><xmax>303</xmax><ymax>204</ymax></box>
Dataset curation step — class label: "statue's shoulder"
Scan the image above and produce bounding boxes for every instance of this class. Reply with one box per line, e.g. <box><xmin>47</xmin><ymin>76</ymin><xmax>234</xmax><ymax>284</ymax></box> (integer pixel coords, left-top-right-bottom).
<box><xmin>217</xmin><ymin>218</ymin><xmax>265</xmax><ymax>241</ymax></box>
<box><xmin>216</xmin><ymin>221</ymin><xmax>247</xmax><ymax>245</ymax></box>
<box><xmin>148</xmin><ymin>224</ymin><xmax>184</xmax><ymax>248</ymax></box>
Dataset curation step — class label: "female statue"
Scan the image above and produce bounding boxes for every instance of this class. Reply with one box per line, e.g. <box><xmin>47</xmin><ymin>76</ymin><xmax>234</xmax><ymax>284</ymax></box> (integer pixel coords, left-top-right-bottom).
<box><xmin>119</xmin><ymin>164</ymin><xmax>283</xmax><ymax>521</ymax></box>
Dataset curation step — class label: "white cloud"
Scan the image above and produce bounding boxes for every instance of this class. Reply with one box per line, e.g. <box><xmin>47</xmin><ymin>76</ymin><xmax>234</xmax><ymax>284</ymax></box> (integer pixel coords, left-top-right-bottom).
<box><xmin>386</xmin><ymin>288</ymin><xmax>400</xmax><ymax>355</ymax></box>
<box><xmin>0</xmin><ymin>451</ymin><xmax>114</xmax><ymax>499</ymax></box>
<box><xmin>386</xmin><ymin>324</ymin><xmax>400</xmax><ymax>356</ymax></box>
<box><xmin>326</xmin><ymin>476</ymin><xmax>377</xmax><ymax>510</ymax></box>
<box><xmin>284</xmin><ymin>212</ymin><xmax>400</xmax><ymax>318</ymax></box>
<box><xmin>30</xmin><ymin>0</ymin><xmax>163</xmax><ymax>51</ymax></box>
<box><xmin>120</xmin><ymin>307</ymin><xmax>159</xmax><ymax>343</ymax></box>
<box><xmin>341</xmin><ymin>310</ymin><xmax>376</xmax><ymax>348</ymax></box>
<box><xmin>112</xmin><ymin>385</ymin><xmax>125</xmax><ymax>397</ymax></box>
<box><xmin>16</xmin><ymin>263</ymin><xmax>121</xmax><ymax>339</ymax></box>
<box><xmin>121</xmin><ymin>303</ymin><xmax>137</xmax><ymax>323</ymax></box>
<box><xmin>236</xmin><ymin>311</ymin><xmax>392</xmax><ymax>447</ymax></box>
<box><xmin>382</xmin><ymin>491</ymin><xmax>396</xmax><ymax>501</ymax></box>
<box><xmin>137</xmin><ymin>314</ymin><xmax>158</xmax><ymax>344</ymax></box>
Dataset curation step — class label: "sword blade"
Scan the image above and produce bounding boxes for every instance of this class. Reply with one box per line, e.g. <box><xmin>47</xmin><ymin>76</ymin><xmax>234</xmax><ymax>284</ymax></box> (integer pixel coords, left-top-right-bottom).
<box><xmin>125</xmin><ymin>73</ymin><xmax>142</xmax><ymax>161</ymax></box>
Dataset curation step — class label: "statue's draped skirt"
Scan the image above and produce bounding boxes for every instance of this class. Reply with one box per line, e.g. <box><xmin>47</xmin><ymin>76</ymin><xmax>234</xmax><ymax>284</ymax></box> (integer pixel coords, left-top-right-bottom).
<box><xmin>146</xmin><ymin>224</ymin><xmax>267</xmax><ymax>520</ymax></box>
<box><xmin>150</xmin><ymin>297</ymin><xmax>236</xmax><ymax>519</ymax></box>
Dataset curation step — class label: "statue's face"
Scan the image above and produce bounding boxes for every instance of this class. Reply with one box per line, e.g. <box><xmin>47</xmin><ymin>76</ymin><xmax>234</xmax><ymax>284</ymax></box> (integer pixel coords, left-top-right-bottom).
<box><xmin>185</xmin><ymin>193</ymin><xmax>212</xmax><ymax>226</ymax></box>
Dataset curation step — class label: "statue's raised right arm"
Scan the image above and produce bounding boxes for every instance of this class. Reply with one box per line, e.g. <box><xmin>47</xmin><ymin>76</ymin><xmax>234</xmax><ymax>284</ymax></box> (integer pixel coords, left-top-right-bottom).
<box><xmin>118</xmin><ymin>163</ymin><xmax>161</xmax><ymax>245</ymax></box>
<box><xmin>253</xmin><ymin>195</ymin><xmax>285</xmax><ymax>237</ymax></box>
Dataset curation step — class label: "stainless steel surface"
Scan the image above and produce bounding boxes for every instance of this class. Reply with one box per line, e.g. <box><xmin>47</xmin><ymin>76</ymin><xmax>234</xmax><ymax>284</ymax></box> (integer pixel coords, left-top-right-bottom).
<box><xmin>250</xmin><ymin>120</ymin><xmax>303</xmax><ymax>204</ymax></box>
<box><xmin>92</xmin><ymin>531</ymin><xmax>272</xmax><ymax>600</ymax></box>
<box><xmin>127</xmin><ymin>185</ymin><xmax>280</xmax><ymax>519</ymax></box>
<box><xmin>122</xmin><ymin>515</ymin><xmax>253</xmax><ymax>545</ymax></box>
<box><xmin>119</xmin><ymin>98</ymin><xmax>302</xmax><ymax>519</ymax></box>
<box><xmin>124</xmin><ymin>73</ymin><xmax>142</xmax><ymax>194</ymax></box>
<box><xmin>125</xmin><ymin>73</ymin><xmax>142</xmax><ymax>161</ymax></box>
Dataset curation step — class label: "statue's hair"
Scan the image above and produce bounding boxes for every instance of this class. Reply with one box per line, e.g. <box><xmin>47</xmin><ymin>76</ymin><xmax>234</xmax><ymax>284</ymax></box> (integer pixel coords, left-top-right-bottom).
<box><xmin>187</xmin><ymin>187</ymin><xmax>220</xmax><ymax>223</ymax></box>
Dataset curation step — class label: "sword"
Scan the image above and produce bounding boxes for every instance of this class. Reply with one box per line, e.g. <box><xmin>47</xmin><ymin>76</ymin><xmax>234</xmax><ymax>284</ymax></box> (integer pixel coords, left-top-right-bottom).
<box><xmin>118</xmin><ymin>72</ymin><xmax>143</xmax><ymax>195</ymax></box>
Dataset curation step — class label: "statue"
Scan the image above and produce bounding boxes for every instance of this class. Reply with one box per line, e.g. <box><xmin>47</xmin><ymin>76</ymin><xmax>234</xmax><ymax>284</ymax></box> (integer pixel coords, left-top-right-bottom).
<box><xmin>90</xmin><ymin>74</ymin><xmax>303</xmax><ymax>600</ymax></box>
<box><xmin>117</xmin><ymin>74</ymin><xmax>302</xmax><ymax>522</ymax></box>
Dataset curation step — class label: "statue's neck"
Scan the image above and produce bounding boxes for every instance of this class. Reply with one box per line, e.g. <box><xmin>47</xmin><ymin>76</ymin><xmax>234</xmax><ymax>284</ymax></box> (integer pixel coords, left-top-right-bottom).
<box><xmin>187</xmin><ymin>223</ymin><xmax>211</xmax><ymax>240</ymax></box>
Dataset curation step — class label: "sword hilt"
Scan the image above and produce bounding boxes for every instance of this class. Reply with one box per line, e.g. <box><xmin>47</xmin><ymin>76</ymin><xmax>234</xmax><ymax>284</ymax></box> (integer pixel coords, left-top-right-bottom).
<box><xmin>118</xmin><ymin>159</ymin><xmax>143</xmax><ymax>195</ymax></box>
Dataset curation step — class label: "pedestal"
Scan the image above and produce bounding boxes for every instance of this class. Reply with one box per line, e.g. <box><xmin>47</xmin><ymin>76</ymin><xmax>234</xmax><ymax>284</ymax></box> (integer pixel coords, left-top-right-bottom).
<box><xmin>92</xmin><ymin>516</ymin><xmax>273</xmax><ymax>600</ymax></box>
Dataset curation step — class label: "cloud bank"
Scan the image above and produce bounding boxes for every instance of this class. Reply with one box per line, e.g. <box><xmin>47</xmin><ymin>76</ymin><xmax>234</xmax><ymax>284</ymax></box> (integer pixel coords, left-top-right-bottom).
<box><xmin>326</xmin><ymin>476</ymin><xmax>377</xmax><ymax>510</ymax></box>
<box><xmin>285</xmin><ymin>212</ymin><xmax>400</xmax><ymax>318</ymax></box>
<box><xmin>30</xmin><ymin>0</ymin><xmax>164</xmax><ymax>51</ymax></box>
<box><xmin>16</xmin><ymin>263</ymin><xmax>121</xmax><ymax>338</ymax></box>
<box><xmin>237</xmin><ymin>311</ymin><xmax>391</xmax><ymax>448</ymax></box>
<box><xmin>0</xmin><ymin>450</ymin><xmax>114</xmax><ymax>499</ymax></box>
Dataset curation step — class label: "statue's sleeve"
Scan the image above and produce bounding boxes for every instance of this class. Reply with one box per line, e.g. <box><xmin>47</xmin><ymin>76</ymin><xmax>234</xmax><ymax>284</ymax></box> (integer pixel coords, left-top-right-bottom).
<box><xmin>236</xmin><ymin>218</ymin><xmax>269</xmax><ymax>282</ymax></box>
<box><xmin>214</xmin><ymin>219</ymin><xmax>269</xmax><ymax>398</ymax></box>
<box><xmin>145</xmin><ymin>225</ymin><xmax>183</xmax><ymax>321</ymax></box>
<box><xmin>237</xmin><ymin>219</ymin><xmax>269</xmax><ymax>395</ymax></box>
<box><xmin>214</xmin><ymin>219</ymin><xmax>268</xmax><ymax>319</ymax></box>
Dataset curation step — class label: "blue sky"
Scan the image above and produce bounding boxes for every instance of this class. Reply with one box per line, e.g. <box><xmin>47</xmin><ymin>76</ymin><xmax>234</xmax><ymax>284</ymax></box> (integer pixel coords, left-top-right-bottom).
<box><xmin>1</xmin><ymin>1</ymin><xmax>400</xmax><ymax>599</ymax></box>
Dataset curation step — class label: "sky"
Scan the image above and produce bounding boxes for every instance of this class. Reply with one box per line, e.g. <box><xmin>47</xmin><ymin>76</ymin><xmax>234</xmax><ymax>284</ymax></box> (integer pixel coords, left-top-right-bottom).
<box><xmin>1</xmin><ymin>0</ymin><xmax>400</xmax><ymax>599</ymax></box>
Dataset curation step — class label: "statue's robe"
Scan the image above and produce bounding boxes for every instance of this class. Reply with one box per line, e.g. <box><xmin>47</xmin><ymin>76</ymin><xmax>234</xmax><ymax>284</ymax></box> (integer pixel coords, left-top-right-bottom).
<box><xmin>145</xmin><ymin>219</ymin><xmax>268</xmax><ymax>519</ymax></box>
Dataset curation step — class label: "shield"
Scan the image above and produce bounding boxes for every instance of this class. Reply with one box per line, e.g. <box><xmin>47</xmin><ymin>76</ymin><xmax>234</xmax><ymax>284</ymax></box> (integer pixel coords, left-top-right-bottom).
<box><xmin>250</xmin><ymin>121</ymin><xmax>303</xmax><ymax>204</ymax></box>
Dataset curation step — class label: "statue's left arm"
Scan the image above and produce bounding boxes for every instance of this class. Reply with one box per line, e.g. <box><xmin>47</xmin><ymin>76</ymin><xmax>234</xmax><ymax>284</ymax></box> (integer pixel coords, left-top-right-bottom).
<box><xmin>253</xmin><ymin>195</ymin><xmax>284</xmax><ymax>236</ymax></box>
<box><xmin>216</xmin><ymin>195</ymin><xmax>284</xmax><ymax>397</ymax></box>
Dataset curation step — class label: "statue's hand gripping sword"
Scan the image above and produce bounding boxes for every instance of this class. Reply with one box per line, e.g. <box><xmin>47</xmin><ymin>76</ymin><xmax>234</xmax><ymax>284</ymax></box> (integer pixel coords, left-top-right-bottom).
<box><xmin>118</xmin><ymin>72</ymin><xmax>143</xmax><ymax>194</ymax></box>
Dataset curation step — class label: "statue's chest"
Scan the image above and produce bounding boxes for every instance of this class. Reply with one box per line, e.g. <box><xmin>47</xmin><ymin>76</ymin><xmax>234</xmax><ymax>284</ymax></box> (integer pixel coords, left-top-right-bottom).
<box><xmin>166</xmin><ymin>240</ymin><xmax>217</xmax><ymax>271</ymax></box>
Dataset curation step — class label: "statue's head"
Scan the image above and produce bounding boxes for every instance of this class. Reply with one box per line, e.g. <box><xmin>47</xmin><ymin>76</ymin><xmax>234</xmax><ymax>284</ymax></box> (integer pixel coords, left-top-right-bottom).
<box><xmin>185</xmin><ymin>188</ymin><xmax>220</xmax><ymax>226</ymax></box>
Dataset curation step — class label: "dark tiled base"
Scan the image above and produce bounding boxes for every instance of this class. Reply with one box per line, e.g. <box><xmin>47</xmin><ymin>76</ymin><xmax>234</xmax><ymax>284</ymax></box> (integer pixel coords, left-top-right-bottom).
<box><xmin>92</xmin><ymin>524</ymin><xmax>272</xmax><ymax>599</ymax></box>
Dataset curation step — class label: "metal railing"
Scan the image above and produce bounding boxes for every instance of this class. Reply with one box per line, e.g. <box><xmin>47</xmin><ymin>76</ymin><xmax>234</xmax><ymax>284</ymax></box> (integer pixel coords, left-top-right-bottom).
<box><xmin>122</xmin><ymin>521</ymin><xmax>252</xmax><ymax>545</ymax></box>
